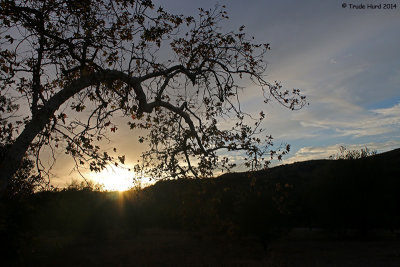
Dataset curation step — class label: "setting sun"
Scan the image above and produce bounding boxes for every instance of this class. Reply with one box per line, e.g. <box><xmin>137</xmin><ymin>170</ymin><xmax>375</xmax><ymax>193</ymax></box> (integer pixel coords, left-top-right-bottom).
<box><xmin>89</xmin><ymin>165</ymin><xmax>134</xmax><ymax>191</ymax></box>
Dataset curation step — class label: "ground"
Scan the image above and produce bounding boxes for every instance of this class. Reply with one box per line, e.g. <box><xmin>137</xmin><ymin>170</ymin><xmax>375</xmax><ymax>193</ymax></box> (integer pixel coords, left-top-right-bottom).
<box><xmin>16</xmin><ymin>228</ymin><xmax>400</xmax><ymax>267</ymax></box>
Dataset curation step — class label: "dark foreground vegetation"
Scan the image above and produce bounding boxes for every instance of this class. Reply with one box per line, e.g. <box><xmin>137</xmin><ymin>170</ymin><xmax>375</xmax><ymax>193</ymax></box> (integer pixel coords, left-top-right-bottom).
<box><xmin>2</xmin><ymin>148</ymin><xmax>400</xmax><ymax>266</ymax></box>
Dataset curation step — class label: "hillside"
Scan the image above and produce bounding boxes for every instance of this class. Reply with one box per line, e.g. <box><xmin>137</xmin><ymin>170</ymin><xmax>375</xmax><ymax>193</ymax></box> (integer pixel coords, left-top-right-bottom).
<box><xmin>219</xmin><ymin>147</ymin><xmax>400</xmax><ymax>184</ymax></box>
<box><xmin>2</xmin><ymin>148</ymin><xmax>400</xmax><ymax>266</ymax></box>
<box><xmin>145</xmin><ymin>147</ymin><xmax>400</xmax><ymax>231</ymax></box>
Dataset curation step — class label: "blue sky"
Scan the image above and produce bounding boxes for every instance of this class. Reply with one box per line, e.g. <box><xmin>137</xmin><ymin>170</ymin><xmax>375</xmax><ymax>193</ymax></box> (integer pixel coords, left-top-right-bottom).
<box><xmin>152</xmin><ymin>0</ymin><xmax>400</xmax><ymax>163</ymax></box>
<box><xmin>52</xmin><ymin>0</ymin><xmax>400</xmax><ymax>186</ymax></box>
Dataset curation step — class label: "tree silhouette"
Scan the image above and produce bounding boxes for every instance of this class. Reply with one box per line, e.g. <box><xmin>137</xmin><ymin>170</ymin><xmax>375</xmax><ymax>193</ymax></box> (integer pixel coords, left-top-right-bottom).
<box><xmin>0</xmin><ymin>144</ymin><xmax>45</xmax><ymax>199</ymax></box>
<box><xmin>329</xmin><ymin>146</ymin><xmax>377</xmax><ymax>160</ymax></box>
<box><xmin>0</xmin><ymin>0</ymin><xmax>306</xmax><ymax>195</ymax></box>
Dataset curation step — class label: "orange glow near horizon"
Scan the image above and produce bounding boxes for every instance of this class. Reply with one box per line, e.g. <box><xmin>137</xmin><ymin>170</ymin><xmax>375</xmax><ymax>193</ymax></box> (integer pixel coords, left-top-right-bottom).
<box><xmin>89</xmin><ymin>164</ymin><xmax>134</xmax><ymax>192</ymax></box>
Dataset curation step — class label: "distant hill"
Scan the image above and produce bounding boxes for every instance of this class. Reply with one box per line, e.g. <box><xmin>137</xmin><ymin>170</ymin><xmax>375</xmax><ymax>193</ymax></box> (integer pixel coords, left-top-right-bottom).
<box><xmin>220</xmin><ymin>148</ymin><xmax>400</xmax><ymax>175</ymax></box>
<box><xmin>218</xmin><ymin>147</ymin><xmax>400</xmax><ymax>184</ymax></box>
<box><xmin>147</xmin><ymin>147</ymin><xmax>400</xmax><ymax>232</ymax></box>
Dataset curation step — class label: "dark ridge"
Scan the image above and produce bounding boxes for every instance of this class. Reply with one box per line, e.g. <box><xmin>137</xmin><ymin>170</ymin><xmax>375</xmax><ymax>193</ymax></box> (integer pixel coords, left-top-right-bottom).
<box><xmin>217</xmin><ymin>147</ymin><xmax>400</xmax><ymax>182</ymax></box>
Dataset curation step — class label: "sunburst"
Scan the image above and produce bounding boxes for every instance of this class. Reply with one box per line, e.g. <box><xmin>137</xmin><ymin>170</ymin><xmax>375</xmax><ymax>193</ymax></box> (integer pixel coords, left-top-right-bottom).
<box><xmin>89</xmin><ymin>164</ymin><xmax>134</xmax><ymax>191</ymax></box>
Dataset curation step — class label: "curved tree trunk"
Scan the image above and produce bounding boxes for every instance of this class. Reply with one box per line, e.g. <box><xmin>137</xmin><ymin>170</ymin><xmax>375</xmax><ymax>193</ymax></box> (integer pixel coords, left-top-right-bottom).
<box><xmin>0</xmin><ymin>112</ymin><xmax>52</xmax><ymax>196</ymax></box>
<box><xmin>0</xmin><ymin>70</ymin><xmax>134</xmax><ymax>197</ymax></box>
<box><xmin>0</xmin><ymin>67</ymin><xmax>191</xmax><ymax>197</ymax></box>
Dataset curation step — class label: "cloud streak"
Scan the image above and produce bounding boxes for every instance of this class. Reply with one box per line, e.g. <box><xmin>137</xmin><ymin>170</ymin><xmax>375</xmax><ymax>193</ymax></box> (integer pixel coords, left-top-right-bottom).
<box><xmin>302</xmin><ymin>102</ymin><xmax>400</xmax><ymax>138</ymax></box>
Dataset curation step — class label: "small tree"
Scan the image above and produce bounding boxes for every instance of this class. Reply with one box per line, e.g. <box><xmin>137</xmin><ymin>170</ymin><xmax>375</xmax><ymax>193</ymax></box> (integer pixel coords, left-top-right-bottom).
<box><xmin>0</xmin><ymin>0</ymin><xmax>306</xmax><ymax>195</ymax></box>
<box><xmin>329</xmin><ymin>146</ymin><xmax>377</xmax><ymax>160</ymax></box>
<box><xmin>65</xmin><ymin>178</ymin><xmax>104</xmax><ymax>192</ymax></box>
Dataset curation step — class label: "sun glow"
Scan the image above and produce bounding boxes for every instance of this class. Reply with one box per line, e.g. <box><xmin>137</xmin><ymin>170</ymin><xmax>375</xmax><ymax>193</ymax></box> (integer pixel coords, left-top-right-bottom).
<box><xmin>89</xmin><ymin>165</ymin><xmax>134</xmax><ymax>191</ymax></box>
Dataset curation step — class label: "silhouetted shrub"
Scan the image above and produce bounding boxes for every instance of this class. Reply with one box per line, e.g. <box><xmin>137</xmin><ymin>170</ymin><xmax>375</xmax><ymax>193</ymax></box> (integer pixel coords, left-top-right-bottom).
<box><xmin>0</xmin><ymin>144</ymin><xmax>45</xmax><ymax>200</ymax></box>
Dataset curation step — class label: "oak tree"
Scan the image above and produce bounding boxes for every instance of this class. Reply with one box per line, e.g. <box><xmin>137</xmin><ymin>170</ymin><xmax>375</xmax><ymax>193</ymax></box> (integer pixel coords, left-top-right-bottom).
<box><xmin>0</xmin><ymin>0</ymin><xmax>306</xmax><ymax>195</ymax></box>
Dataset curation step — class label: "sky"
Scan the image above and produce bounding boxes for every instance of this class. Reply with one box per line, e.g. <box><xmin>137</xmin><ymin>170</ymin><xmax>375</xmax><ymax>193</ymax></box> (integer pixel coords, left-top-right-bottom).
<box><xmin>51</xmin><ymin>0</ymin><xmax>400</xmax><ymax>188</ymax></box>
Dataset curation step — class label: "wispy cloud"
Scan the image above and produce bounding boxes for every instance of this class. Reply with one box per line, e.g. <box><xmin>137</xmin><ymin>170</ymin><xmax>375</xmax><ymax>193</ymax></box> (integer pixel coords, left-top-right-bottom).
<box><xmin>308</xmin><ymin>102</ymin><xmax>400</xmax><ymax>138</ymax></box>
<box><xmin>372</xmin><ymin>103</ymin><xmax>400</xmax><ymax>116</ymax></box>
